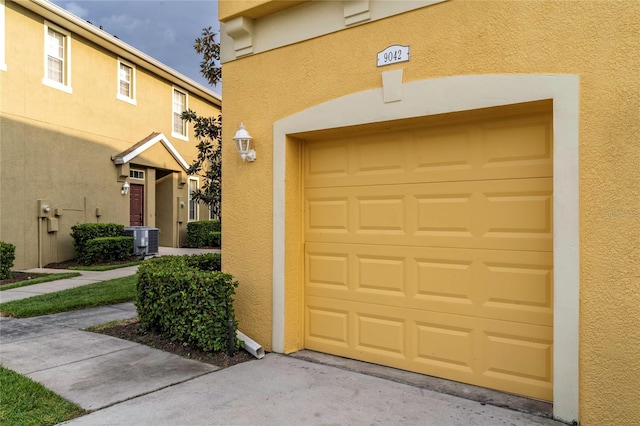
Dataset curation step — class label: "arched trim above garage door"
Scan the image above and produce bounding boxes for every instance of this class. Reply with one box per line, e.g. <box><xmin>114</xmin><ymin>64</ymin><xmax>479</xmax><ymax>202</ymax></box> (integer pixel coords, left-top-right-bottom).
<box><xmin>273</xmin><ymin>74</ymin><xmax>579</xmax><ymax>423</ymax></box>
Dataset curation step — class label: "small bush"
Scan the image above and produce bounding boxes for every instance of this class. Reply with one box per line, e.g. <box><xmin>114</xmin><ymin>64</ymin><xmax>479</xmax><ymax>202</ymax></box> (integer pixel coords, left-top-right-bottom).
<box><xmin>208</xmin><ymin>231</ymin><xmax>221</xmax><ymax>248</ymax></box>
<box><xmin>135</xmin><ymin>254</ymin><xmax>239</xmax><ymax>353</ymax></box>
<box><xmin>79</xmin><ymin>237</ymin><xmax>134</xmax><ymax>265</ymax></box>
<box><xmin>182</xmin><ymin>252</ymin><xmax>222</xmax><ymax>271</ymax></box>
<box><xmin>0</xmin><ymin>241</ymin><xmax>16</xmax><ymax>280</ymax></box>
<box><xmin>186</xmin><ymin>220</ymin><xmax>221</xmax><ymax>248</ymax></box>
<box><xmin>71</xmin><ymin>223</ymin><xmax>125</xmax><ymax>256</ymax></box>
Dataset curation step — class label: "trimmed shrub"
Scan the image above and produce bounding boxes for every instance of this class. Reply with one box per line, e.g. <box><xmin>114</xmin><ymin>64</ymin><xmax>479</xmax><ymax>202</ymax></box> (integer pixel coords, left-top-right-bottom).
<box><xmin>0</xmin><ymin>241</ymin><xmax>16</xmax><ymax>280</ymax></box>
<box><xmin>208</xmin><ymin>231</ymin><xmax>221</xmax><ymax>248</ymax></box>
<box><xmin>71</xmin><ymin>223</ymin><xmax>125</xmax><ymax>256</ymax></box>
<box><xmin>79</xmin><ymin>236</ymin><xmax>134</xmax><ymax>265</ymax></box>
<box><xmin>135</xmin><ymin>254</ymin><xmax>239</xmax><ymax>353</ymax></box>
<box><xmin>182</xmin><ymin>252</ymin><xmax>222</xmax><ymax>271</ymax></box>
<box><xmin>186</xmin><ymin>220</ymin><xmax>221</xmax><ymax>248</ymax></box>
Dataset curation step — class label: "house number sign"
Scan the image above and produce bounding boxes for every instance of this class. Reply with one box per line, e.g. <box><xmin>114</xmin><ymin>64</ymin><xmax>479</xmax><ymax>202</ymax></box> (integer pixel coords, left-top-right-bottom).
<box><xmin>377</xmin><ymin>45</ymin><xmax>410</xmax><ymax>67</ymax></box>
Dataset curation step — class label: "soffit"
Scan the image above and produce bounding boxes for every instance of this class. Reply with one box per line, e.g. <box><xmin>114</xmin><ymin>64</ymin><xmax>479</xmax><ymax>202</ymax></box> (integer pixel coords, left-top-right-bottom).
<box><xmin>112</xmin><ymin>132</ymin><xmax>189</xmax><ymax>172</ymax></box>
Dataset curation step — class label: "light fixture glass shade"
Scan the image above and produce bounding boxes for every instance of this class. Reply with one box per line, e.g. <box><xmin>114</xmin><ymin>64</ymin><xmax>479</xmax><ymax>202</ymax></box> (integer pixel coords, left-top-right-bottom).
<box><xmin>121</xmin><ymin>181</ymin><xmax>130</xmax><ymax>195</ymax></box>
<box><xmin>233</xmin><ymin>123</ymin><xmax>256</xmax><ymax>162</ymax></box>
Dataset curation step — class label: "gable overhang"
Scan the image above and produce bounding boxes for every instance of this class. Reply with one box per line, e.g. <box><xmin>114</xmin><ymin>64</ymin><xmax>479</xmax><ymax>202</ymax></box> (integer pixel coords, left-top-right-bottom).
<box><xmin>112</xmin><ymin>132</ymin><xmax>189</xmax><ymax>171</ymax></box>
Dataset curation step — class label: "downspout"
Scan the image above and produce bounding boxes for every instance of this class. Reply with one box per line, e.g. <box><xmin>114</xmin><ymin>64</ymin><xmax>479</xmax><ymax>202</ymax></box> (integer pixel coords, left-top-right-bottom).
<box><xmin>236</xmin><ymin>330</ymin><xmax>265</xmax><ymax>359</ymax></box>
<box><xmin>38</xmin><ymin>218</ymin><xmax>43</xmax><ymax>268</ymax></box>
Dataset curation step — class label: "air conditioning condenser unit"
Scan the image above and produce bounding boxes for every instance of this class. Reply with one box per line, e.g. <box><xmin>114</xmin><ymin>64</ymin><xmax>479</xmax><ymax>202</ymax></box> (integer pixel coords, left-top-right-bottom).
<box><xmin>124</xmin><ymin>226</ymin><xmax>159</xmax><ymax>256</ymax></box>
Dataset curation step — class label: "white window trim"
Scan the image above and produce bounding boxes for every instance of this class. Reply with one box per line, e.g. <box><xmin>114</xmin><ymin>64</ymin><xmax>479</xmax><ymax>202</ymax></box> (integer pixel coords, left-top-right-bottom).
<box><xmin>171</xmin><ymin>86</ymin><xmax>189</xmax><ymax>141</ymax></box>
<box><xmin>42</xmin><ymin>21</ymin><xmax>72</xmax><ymax>93</ymax></box>
<box><xmin>188</xmin><ymin>177</ymin><xmax>199</xmax><ymax>221</ymax></box>
<box><xmin>0</xmin><ymin>0</ymin><xmax>6</xmax><ymax>72</ymax></box>
<box><xmin>117</xmin><ymin>58</ymin><xmax>136</xmax><ymax>105</ymax></box>
<box><xmin>273</xmin><ymin>74</ymin><xmax>580</xmax><ymax>423</ymax></box>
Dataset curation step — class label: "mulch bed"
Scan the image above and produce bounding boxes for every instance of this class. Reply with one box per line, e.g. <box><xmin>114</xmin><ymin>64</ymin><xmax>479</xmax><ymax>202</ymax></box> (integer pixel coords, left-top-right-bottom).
<box><xmin>43</xmin><ymin>257</ymin><xmax>141</xmax><ymax>269</ymax></box>
<box><xmin>91</xmin><ymin>318</ymin><xmax>255</xmax><ymax>368</ymax></box>
<box><xmin>0</xmin><ymin>272</ymin><xmax>51</xmax><ymax>287</ymax></box>
<box><xmin>0</xmin><ymin>257</ymin><xmax>138</xmax><ymax>286</ymax></box>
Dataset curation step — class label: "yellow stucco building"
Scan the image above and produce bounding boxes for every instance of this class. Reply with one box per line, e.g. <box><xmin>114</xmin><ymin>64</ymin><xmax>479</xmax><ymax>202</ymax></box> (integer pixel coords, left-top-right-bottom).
<box><xmin>218</xmin><ymin>1</ymin><xmax>639</xmax><ymax>424</ymax></box>
<box><xmin>0</xmin><ymin>0</ymin><xmax>221</xmax><ymax>269</ymax></box>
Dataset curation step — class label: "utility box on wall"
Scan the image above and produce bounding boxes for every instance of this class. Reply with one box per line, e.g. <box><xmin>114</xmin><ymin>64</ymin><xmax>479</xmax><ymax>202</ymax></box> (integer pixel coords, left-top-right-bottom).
<box><xmin>177</xmin><ymin>197</ymin><xmax>187</xmax><ymax>223</ymax></box>
<box><xmin>47</xmin><ymin>217</ymin><xmax>58</xmax><ymax>232</ymax></box>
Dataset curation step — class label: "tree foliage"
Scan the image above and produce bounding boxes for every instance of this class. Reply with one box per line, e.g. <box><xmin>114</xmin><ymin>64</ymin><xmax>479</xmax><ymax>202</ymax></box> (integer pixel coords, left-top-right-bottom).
<box><xmin>183</xmin><ymin>26</ymin><xmax>222</xmax><ymax>219</ymax></box>
<box><xmin>195</xmin><ymin>26</ymin><xmax>221</xmax><ymax>87</ymax></box>
<box><xmin>182</xmin><ymin>111</ymin><xmax>222</xmax><ymax>219</ymax></box>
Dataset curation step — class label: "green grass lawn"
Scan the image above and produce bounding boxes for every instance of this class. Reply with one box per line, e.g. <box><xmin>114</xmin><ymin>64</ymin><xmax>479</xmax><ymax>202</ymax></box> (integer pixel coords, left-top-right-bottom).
<box><xmin>0</xmin><ymin>272</ymin><xmax>82</xmax><ymax>291</ymax></box>
<box><xmin>0</xmin><ymin>366</ymin><xmax>84</xmax><ymax>425</ymax></box>
<box><xmin>0</xmin><ymin>275</ymin><xmax>137</xmax><ymax>318</ymax></box>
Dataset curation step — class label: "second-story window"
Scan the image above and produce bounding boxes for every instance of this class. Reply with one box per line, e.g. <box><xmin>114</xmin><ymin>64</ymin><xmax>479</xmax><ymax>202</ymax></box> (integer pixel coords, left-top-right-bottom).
<box><xmin>172</xmin><ymin>87</ymin><xmax>188</xmax><ymax>140</ymax></box>
<box><xmin>43</xmin><ymin>22</ymin><xmax>71</xmax><ymax>93</ymax></box>
<box><xmin>117</xmin><ymin>59</ymin><xmax>136</xmax><ymax>104</ymax></box>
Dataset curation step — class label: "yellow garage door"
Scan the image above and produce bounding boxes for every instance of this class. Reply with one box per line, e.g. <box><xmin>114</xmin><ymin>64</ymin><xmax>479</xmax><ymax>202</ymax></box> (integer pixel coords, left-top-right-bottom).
<box><xmin>304</xmin><ymin>106</ymin><xmax>554</xmax><ymax>401</ymax></box>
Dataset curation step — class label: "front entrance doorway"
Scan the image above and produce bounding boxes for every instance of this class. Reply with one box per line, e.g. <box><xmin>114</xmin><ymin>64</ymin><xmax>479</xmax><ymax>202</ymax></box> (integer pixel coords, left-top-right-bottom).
<box><xmin>129</xmin><ymin>184</ymin><xmax>144</xmax><ymax>226</ymax></box>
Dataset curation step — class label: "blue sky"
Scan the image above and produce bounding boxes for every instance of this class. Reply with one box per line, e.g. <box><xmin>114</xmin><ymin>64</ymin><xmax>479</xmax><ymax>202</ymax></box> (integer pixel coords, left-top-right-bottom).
<box><xmin>50</xmin><ymin>0</ymin><xmax>220</xmax><ymax>94</ymax></box>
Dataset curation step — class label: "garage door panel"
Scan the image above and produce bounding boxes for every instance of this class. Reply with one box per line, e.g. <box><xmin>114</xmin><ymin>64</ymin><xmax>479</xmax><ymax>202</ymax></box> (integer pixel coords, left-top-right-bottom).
<box><xmin>306</xmin><ymin>252</ymin><xmax>349</xmax><ymax>290</ymax></box>
<box><xmin>305</xmin><ymin>296</ymin><xmax>553</xmax><ymax>401</ymax></box>
<box><xmin>306</xmin><ymin>141</ymin><xmax>349</xmax><ymax>179</ymax></box>
<box><xmin>304</xmin><ymin>112</ymin><xmax>552</xmax><ymax>189</ymax></box>
<box><xmin>307</xmin><ymin>197</ymin><xmax>349</xmax><ymax>233</ymax></box>
<box><xmin>306</xmin><ymin>178</ymin><xmax>553</xmax><ymax>252</ymax></box>
<box><xmin>306</xmin><ymin>243</ymin><xmax>553</xmax><ymax>326</ymax></box>
<box><xmin>356</xmin><ymin>312</ymin><xmax>406</xmax><ymax>357</ymax></box>
<box><xmin>483</xmin><ymin>118</ymin><xmax>552</xmax><ymax>167</ymax></box>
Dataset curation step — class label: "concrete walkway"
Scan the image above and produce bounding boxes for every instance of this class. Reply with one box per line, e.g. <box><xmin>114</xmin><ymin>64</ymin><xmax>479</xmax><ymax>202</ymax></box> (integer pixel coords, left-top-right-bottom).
<box><xmin>0</xmin><ymin>248</ymin><xmax>565</xmax><ymax>425</ymax></box>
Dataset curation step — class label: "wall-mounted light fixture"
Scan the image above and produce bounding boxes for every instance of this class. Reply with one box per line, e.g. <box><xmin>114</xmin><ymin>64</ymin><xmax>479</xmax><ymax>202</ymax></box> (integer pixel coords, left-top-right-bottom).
<box><xmin>121</xmin><ymin>181</ymin><xmax>130</xmax><ymax>195</ymax></box>
<box><xmin>233</xmin><ymin>123</ymin><xmax>256</xmax><ymax>162</ymax></box>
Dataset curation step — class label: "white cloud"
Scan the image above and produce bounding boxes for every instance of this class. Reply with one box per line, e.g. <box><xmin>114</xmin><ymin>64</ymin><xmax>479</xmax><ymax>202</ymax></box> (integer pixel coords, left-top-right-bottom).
<box><xmin>163</xmin><ymin>28</ymin><xmax>177</xmax><ymax>43</ymax></box>
<box><xmin>100</xmin><ymin>14</ymin><xmax>150</xmax><ymax>34</ymax></box>
<box><xmin>63</xmin><ymin>2</ymin><xmax>89</xmax><ymax>19</ymax></box>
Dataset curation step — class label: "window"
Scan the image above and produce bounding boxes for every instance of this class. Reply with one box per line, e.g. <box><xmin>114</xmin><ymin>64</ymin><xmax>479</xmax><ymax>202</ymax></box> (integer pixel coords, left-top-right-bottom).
<box><xmin>129</xmin><ymin>169</ymin><xmax>144</xmax><ymax>180</ymax></box>
<box><xmin>0</xmin><ymin>0</ymin><xmax>6</xmax><ymax>71</ymax></box>
<box><xmin>117</xmin><ymin>59</ymin><xmax>136</xmax><ymax>104</ymax></box>
<box><xmin>43</xmin><ymin>22</ymin><xmax>71</xmax><ymax>93</ymax></box>
<box><xmin>172</xmin><ymin>87</ymin><xmax>188</xmax><ymax>140</ymax></box>
<box><xmin>188</xmin><ymin>178</ymin><xmax>199</xmax><ymax>221</ymax></box>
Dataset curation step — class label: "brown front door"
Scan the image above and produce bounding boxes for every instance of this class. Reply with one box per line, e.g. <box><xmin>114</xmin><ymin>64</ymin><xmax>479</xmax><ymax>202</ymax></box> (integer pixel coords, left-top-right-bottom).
<box><xmin>129</xmin><ymin>184</ymin><xmax>144</xmax><ymax>226</ymax></box>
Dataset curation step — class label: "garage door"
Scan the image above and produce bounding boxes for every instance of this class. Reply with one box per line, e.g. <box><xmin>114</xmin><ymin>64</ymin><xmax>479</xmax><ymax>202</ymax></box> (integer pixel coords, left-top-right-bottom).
<box><xmin>303</xmin><ymin>106</ymin><xmax>553</xmax><ymax>401</ymax></box>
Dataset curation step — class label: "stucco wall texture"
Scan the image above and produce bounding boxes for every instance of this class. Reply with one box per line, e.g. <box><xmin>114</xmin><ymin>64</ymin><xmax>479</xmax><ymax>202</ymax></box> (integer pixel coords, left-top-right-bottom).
<box><xmin>220</xmin><ymin>1</ymin><xmax>639</xmax><ymax>424</ymax></box>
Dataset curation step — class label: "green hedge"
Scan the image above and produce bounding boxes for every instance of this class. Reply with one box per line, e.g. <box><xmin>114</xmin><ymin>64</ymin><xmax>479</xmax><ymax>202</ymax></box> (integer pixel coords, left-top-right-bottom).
<box><xmin>79</xmin><ymin>236</ymin><xmax>134</xmax><ymax>265</ymax></box>
<box><xmin>186</xmin><ymin>220</ymin><xmax>221</xmax><ymax>248</ymax></box>
<box><xmin>135</xmin><ymin>253</ymin><xmax>239</xmax><ymax>353</ymax></box>
<box><xmin>209</xmin><ymin>231</ymin><xmax>221</xmax><ymax>247</ymax></box>
<box><xmin>71</xmin><ymin>223</ymin><xmax>125</xmax><ymax>255</ymax></box>
<box><xmin>0</xmin><ymin>241</ymin><xmax>16</xmax><ymax>280</ymax></box>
